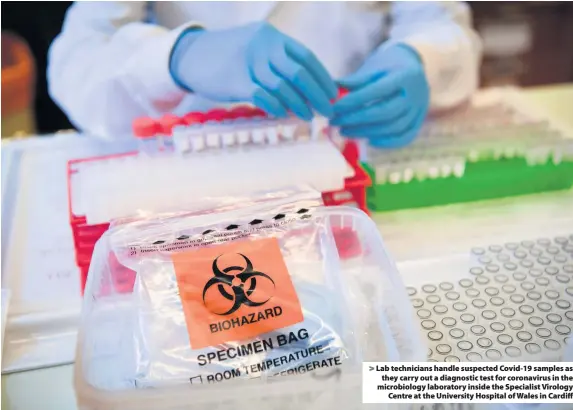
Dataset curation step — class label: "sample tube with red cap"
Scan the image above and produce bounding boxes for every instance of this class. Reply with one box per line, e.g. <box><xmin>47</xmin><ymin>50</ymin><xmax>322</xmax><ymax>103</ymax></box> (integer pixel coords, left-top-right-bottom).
<box><xmin>159</xmin><ymin>114</ymin><xmax>185</xmax><ymax>152</ymax></box>
<box><xmin>323</xmin><ymin>88</ymin><xmax>349</xmax><ymax>142</ymax></box>
<box><xmin>281</xmin><ymin>112</ymin><xmax>310</xmax><ymax>141</ymax></box>
<box><xmin>202</xmin><ymin>109</ymin><xmax>230</xmax><ymax>148</ymax></box>
<box><xmin>229</xmin><ymin>105</ymin><xmax>254</xmax><ymax>145</ymax></box>
<box><xmin>180</xmin><ymin>112</ymin><xmax>206</xmax><ymax>153</ymax></box>
<box><xmin>213</xmin><ymin>109</ymin><xmax>239</xmax><ymax>147</ymax></box>
<box><xmin>133</xmin><ymin>117</ymin><xmax>159</xmax><ymax>155</ymax></box>
<box><xmin>249</xmin><ymin>107</ymin><xmax>269</xmax><ymax>144</ymax></box>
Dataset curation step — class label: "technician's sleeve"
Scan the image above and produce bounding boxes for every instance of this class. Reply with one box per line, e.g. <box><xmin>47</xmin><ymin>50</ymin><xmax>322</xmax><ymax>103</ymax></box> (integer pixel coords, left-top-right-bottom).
<box><xmin>388</xmin><ymin>1</ymin><xmax>483</xmax><ymax>111</ymax></box>
<box><xmin>48</xmin><ymin>2</ymin><xmax>197</xmax><ymax>139</ymax></box>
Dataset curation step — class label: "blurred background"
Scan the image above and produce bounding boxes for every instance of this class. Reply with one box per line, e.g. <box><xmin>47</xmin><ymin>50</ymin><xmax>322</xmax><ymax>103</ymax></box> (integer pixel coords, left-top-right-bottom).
<box><xmin>2</xmin><ymin>1</ymin><xmax>573</xmax><ymax>138</ymax></box>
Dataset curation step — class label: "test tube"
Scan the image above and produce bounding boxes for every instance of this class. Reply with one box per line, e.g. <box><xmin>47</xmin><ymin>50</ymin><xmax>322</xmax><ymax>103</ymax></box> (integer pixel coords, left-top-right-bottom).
<box><xmin>220</xmin><ymin>110</ymin><xmax>237</xmax><ymax>147</ymax></box>
<box><xmin>133</xmin><ymin>117</ymin><xmax>159</xmax><ymax>155</ymax></box>
<box><xmin>159</xmin><ymin>114</ymin><xmax>185</xmax><ymax>152</ymax></box>
<box><xmin>177</xmin><ymin>112</ymin><xmax>206</xmax><ymax>154</ymax></box>
<box><xmin>182</xmin><ymin>112</ymin><xmax>207</xmax><ymax>152</ymax></box>
<box><xmin>204</xmin><ymin>109</ymin><xmax>228</xmax><ymax>149</ymax></box>
<box><xmin>452</xmin><ymin>157</ymin><xmax>466</xmax><ymax>178</ymax></box>
<box><xmin>296</xmin><ymin>117</ymin><xmax>311</xmax><ymax>139</ymax></box>
<box><xmin>230</xmin><ymin>105</ymin><xmax>254</xmax><ymax>145</ymax></box>
<box><xmin>250</xmin><ymin>108</ymin><xmax>268</xmax><ymax>144</ymax></box>
<box><xmin>264</xmin><ymin>118</ymin><xmax>279</xmax><ymax>145</ymax></box>
<box><xmin>311</xmin><ymin>116</ymin><xmax>328</xmax><ymax>140</ymax></box>
<box><xmin>172</xmin><ymin>125</ymin><xmax>189</xmax><ymax>154</ymax></box>
<box><xmin>280</xmin><ymin>116</ymin><xmax>297</xmax><ymax>140</ymax></box>
<box><xmin>283</xmin><ymin>115</ymin><xmax>311</xmax><ymax>140</ymax></box>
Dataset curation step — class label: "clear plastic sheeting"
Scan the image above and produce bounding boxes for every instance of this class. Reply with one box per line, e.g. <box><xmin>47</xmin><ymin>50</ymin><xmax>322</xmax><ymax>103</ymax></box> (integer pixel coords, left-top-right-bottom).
<box><xmin>402</xmin><ymin>234</ymin><xmax>573</xmax><ymax>365</ymax></box>
<box><xmin>74</xmin><ymin>192</ymin><xmax>424</xmax><ymax>410</ymax></box>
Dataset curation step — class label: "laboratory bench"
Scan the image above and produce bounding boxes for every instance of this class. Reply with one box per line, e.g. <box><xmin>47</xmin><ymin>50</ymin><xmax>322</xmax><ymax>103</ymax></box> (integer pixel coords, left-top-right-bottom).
<box><xmin>1</xmin><ymin>84</ymin><xmax>573</xmax><ymax>410</ymax></box>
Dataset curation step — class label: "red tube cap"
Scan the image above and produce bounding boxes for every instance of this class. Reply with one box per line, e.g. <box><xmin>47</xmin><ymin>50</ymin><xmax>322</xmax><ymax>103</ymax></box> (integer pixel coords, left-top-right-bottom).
<box><xmin>132</xmin><ymin>117</ymin><xmax>158</xmax><ymax>139</ymax></box>
<box><xmin>229</xmin><ymin>105</ymin><xmax>255</xmax><ymax>119</ymax></box>
<box><xmin>160</xmin><ymin>114</ymin><xmax>185</xmax><ymax>135</ymax></box>
<box><xmin>183</xmin><ymin>111</ymin><xmax>206</xmax><ymax>126</ymax></box>
<box><xmin>205</xmin><ymin>108</ymin><xmax>230</xmax><ymax>122</ymax></box>
<box><xmin>337</xmin><ymin>88</ymin><xmax>349</xmax><ymax>99</ymax></box>
<box><xmin>250</xmin><ymin>108</ymin><xmax>267</xmax><ymax>118</ymax></box>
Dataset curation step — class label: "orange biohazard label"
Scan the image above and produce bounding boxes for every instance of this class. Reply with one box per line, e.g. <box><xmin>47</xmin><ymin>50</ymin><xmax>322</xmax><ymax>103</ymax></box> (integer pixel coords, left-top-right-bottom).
<box><xmin>172</xmin><ymin>237</ymin><xmax>303</xmax><ymax>349</ymax></box>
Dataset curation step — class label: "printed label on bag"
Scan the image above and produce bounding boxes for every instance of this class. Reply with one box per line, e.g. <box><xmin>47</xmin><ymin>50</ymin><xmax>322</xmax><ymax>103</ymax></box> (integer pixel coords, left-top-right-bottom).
<box><xmin>172</xmin><ymin>237</ymin><xmax>303</xmax><ymax>349</ymax></box>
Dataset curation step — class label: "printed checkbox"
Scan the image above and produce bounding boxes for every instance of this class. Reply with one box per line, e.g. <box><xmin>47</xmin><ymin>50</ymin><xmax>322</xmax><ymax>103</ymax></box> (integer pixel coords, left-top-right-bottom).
<box><xmin>189</xmin><ymin>375</ymin><xmax>203</xmax><ymax>385</ymax></box>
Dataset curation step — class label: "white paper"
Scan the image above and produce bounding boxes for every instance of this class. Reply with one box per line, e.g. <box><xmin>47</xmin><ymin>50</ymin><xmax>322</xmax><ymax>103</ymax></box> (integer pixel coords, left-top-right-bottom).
<box><xmin>2</xmin><ymin>135</ymin><xmax>135</xmax><ymax>372</ymax></box>
<box><xmin>19</xmin><ymin>151</ymin><xmax>81</xmax><ymax>304</ymax></box>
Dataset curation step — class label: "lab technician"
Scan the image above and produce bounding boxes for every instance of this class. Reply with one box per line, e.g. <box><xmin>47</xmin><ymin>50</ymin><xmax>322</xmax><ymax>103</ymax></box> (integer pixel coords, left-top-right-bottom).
<box><xmin>48</xmin><ymin>1</ymin><xmax>482</xmax><ymax>147</ymax></box>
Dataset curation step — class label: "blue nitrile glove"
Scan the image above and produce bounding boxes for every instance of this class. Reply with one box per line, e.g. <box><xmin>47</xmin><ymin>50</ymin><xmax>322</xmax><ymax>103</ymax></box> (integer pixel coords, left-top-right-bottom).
<box><xmin>169</xmin><ymin>22</ymin><xmax>337</xmax><ymax>120</ymax></box>
<box><xmin>331</xmin><ymin>43</ymin><xmax>430</xmax><ymax>148</ymax></box>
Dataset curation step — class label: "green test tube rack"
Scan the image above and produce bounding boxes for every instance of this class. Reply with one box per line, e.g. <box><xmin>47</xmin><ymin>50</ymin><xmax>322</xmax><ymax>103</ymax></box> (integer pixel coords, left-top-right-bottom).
<box><xmin>363</xmin><ymin>104</ymin><xmax>573</xmax><ymax>212</ymax></box>
<box><xmin>365</xmin><ymin>156</ymin><xmax>573</xmax><ymax>212</ymax></box>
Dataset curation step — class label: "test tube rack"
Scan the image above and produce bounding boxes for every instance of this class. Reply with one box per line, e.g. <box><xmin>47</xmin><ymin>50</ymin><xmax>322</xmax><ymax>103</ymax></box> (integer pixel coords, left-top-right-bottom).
<box><xmin>67</xmin><ymin>106</ymin><xmax>370</xmax><ymax>293</ymax></box>
<box><xmin>364</xmin><ymin>88</ymin><xmax>573</xmax><ymax>212</ymax></box>
<box><xmin>133</xmin><ymin>106</ymin><xmax>319</xmax><ymax>155</ymax></box>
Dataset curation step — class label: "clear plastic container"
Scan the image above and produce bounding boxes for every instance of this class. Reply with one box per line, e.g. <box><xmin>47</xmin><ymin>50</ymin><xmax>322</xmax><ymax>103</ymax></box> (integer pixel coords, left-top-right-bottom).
<box><xmin>74</xmin><ymin>200</ymin><xmax>426</xmax><ymax>410</ymax></box>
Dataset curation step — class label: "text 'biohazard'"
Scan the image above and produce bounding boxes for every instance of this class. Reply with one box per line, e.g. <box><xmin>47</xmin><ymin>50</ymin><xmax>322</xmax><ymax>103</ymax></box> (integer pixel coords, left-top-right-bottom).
<box><xmin>172</xmin><ymin>237</ymin><xmax>303</xmax><ymax>349</ymax></box>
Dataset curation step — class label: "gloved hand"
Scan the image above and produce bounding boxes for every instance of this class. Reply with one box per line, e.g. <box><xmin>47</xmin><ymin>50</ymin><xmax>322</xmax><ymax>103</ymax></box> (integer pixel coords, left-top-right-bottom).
<box><xmin>331</xmin><ymin>43</ymin><xmax>430</xmax><ymax>148</ymax></box>
<box><xmin>170</xmin><ymin>22</ymin><xmax>337</xmax><ymax>120</ymax></box>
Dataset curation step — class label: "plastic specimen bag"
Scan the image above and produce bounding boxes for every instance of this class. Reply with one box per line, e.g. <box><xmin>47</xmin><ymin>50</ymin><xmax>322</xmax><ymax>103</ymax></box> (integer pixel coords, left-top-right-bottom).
<box><xmin>74</xmin><ymin>190</ymin><xmax>424</xmax><ymax>410</ymax></box>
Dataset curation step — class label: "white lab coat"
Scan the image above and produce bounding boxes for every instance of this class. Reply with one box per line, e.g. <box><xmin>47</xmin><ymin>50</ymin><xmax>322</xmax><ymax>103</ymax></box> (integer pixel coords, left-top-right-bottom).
<box><xmin>47</xmin><ymin>1</ymin><xmax>482</xmax><ymax>140</ymax></box>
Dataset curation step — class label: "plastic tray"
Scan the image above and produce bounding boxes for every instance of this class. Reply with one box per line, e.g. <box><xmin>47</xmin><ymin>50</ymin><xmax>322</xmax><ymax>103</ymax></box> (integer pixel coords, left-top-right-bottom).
<box><xmin>370</xmin><ymin>185</ymin><xmax>573</xmax><ymax>367</ymax></box>
<box><xmin>401</xmin><ymin>234</ymin><xmax>573</xmax><ymax>363</ymax></box>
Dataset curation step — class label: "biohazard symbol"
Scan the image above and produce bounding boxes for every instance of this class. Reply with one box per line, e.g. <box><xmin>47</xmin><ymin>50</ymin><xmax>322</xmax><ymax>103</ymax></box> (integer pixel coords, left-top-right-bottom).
<box><xmin>202</xmin><ymin>253</ymin><xmax>275</xmax><ymax>315</ymax></box>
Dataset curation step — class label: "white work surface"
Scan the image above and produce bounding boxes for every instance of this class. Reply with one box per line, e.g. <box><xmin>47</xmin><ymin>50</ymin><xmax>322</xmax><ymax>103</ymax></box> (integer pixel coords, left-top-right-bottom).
<box><xmin>1</xmin><ymin>85</ymin><xmax>573</xmax><ymax>410</ymax></box>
